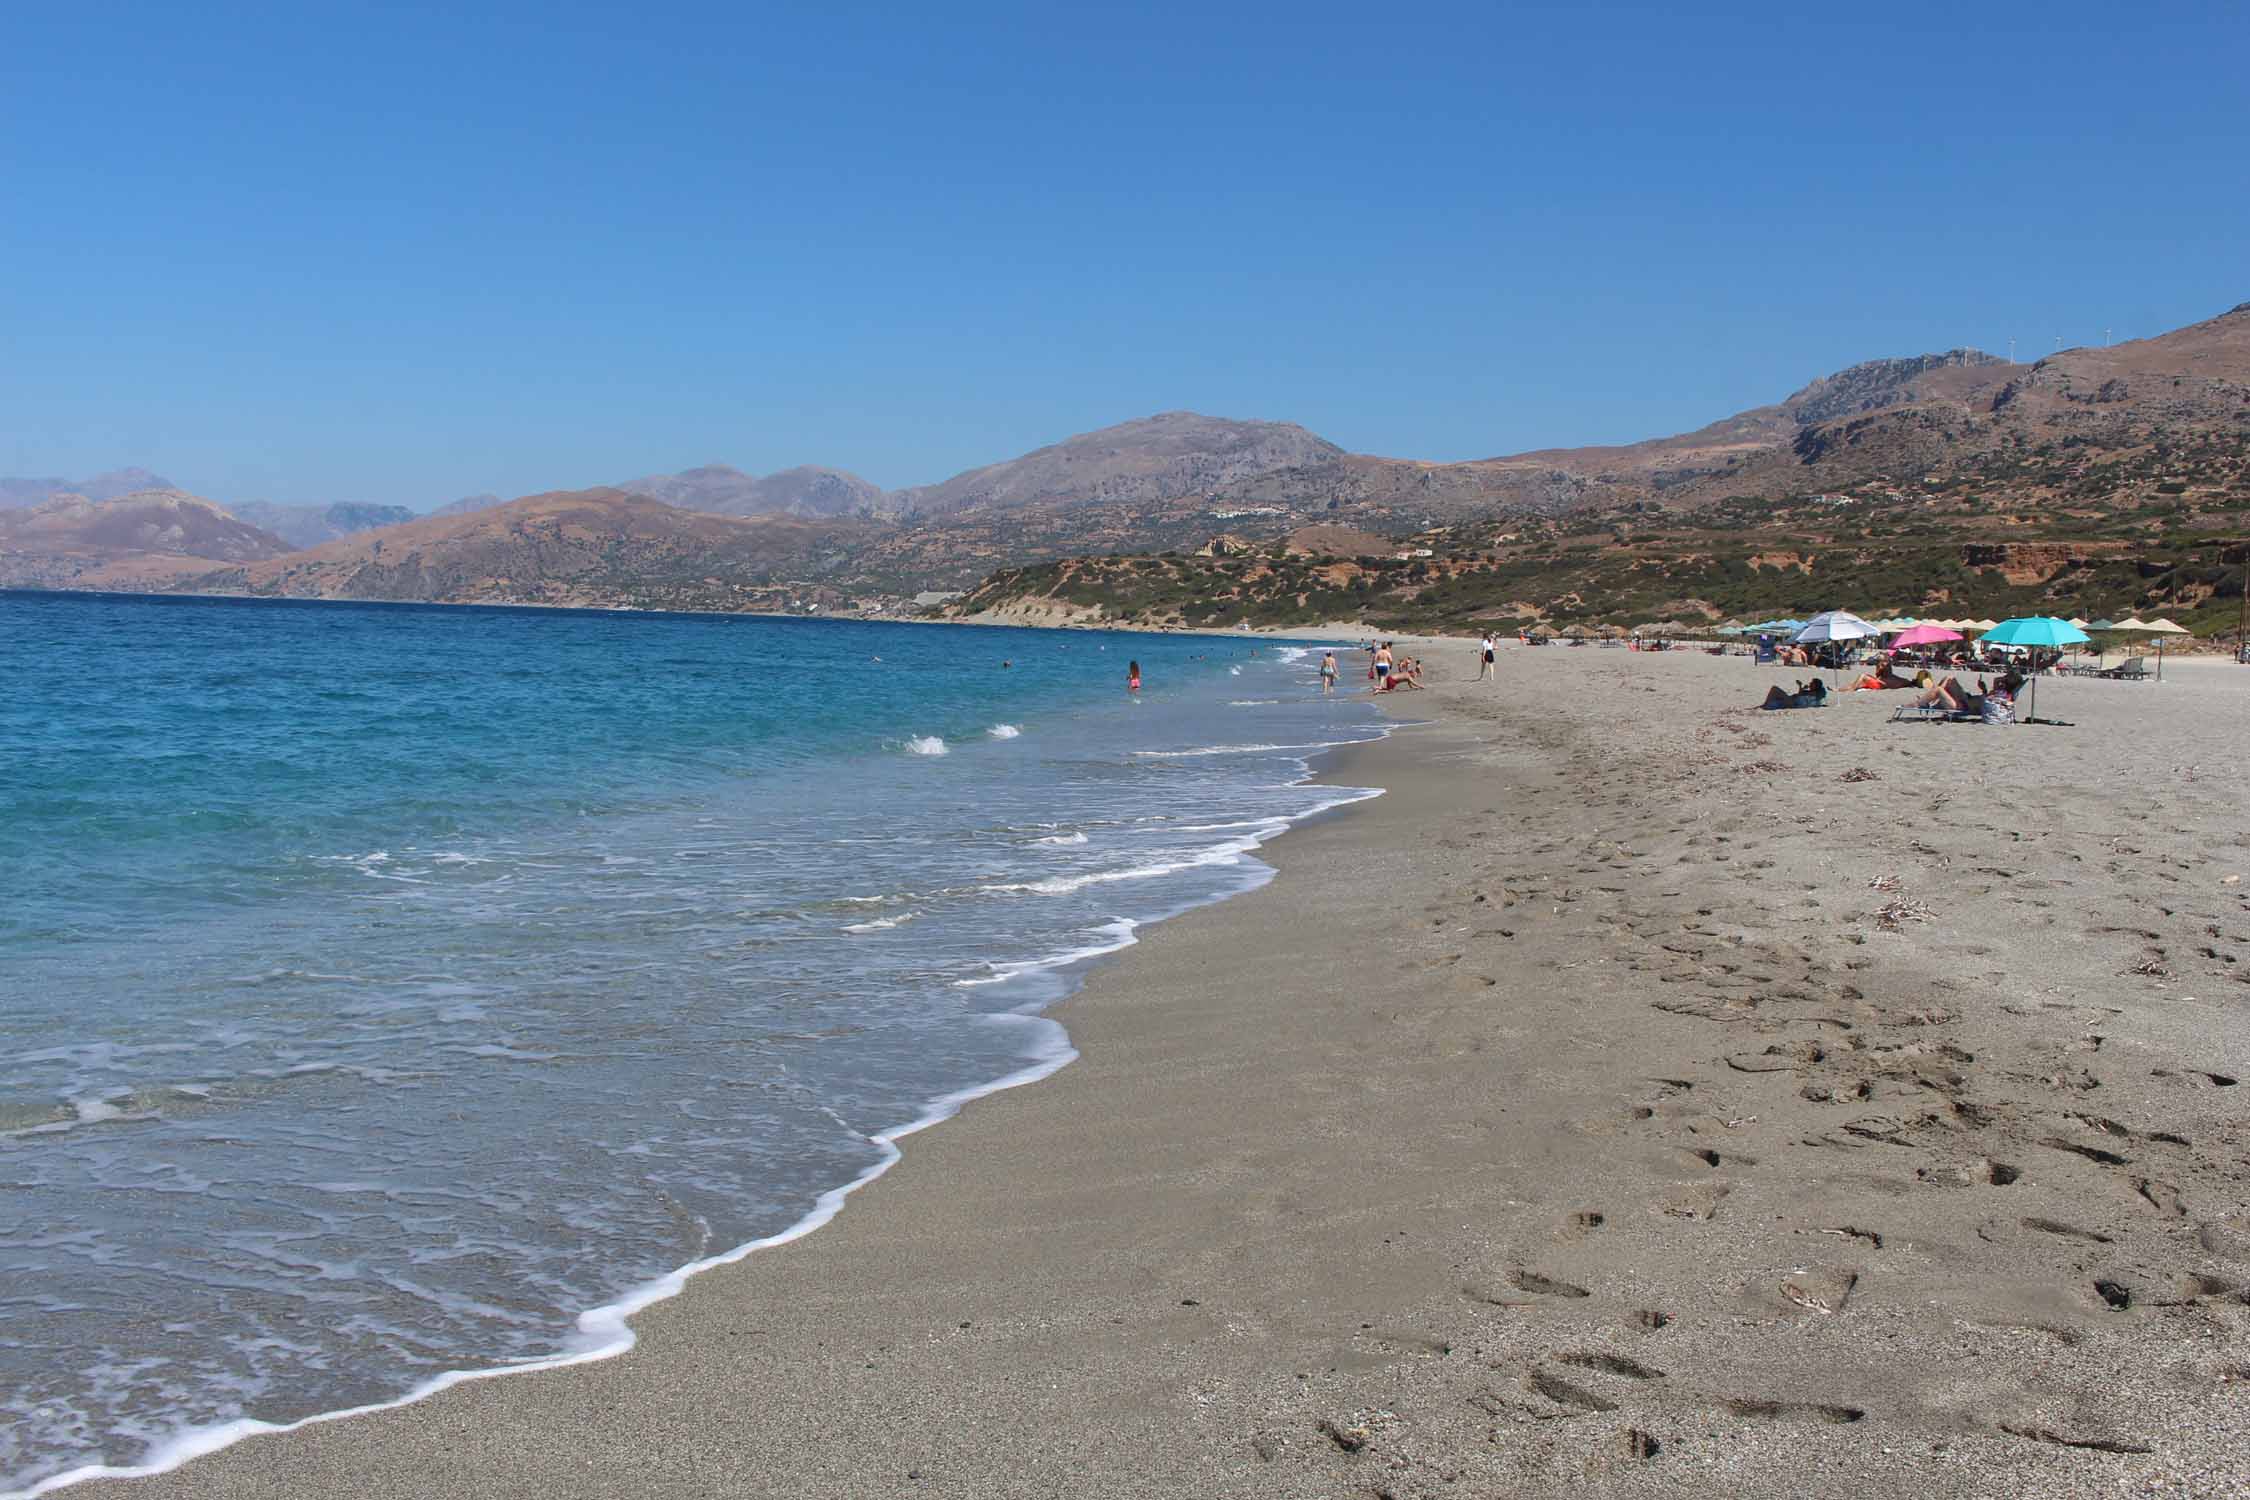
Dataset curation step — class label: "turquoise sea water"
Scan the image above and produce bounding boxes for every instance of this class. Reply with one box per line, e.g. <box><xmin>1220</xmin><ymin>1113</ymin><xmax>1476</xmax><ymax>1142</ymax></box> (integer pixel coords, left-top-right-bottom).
<box><xmin>0</xmin><ymin>591</ymin><xmax>1382</xmax><ymax>1493</ymax></box>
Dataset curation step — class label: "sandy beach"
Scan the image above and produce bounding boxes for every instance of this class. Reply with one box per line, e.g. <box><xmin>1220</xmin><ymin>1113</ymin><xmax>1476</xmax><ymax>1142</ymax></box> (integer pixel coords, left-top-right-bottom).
<box><xmin>73</xmin><ymin>641</ymin><xmax>2250</xmax><ymax>1499</ymax></box>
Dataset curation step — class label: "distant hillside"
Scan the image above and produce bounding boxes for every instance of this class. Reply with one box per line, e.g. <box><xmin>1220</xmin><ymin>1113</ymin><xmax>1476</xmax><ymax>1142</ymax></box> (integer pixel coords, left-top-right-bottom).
<box><xmin>892</xmin><ymin>412</ymin><xmax>1344</xmax><ymax>519</ymax></box>
<box><xmin>429</xmin><ymin>492</ymin><xmax>505</xmax><ymax>517</ymax></box>
<box><xmin>0</xmin><ymin>467</ymin><xmax>176</xmax><ymax>509</ymax></box>
<box><xmin>187</xmin><ymin>488</ymin><xmax>874</xmax><ymax>611</ymax></box>
<box><xmin>1201</xmin><ymin>350</ymin><xmax>2022</xmax><ymax>528</ymax></box>
<box><xmin>17</xmin><ymin>302</ymin><xmax>2243</xmax><ymax>621</ymax></box>
<box><xmin>0</xmin><ymin>490</ymin><xmax>293</xmax><ymax>589</ymax></box>
<box><xmin>229</xmin><ymin>500</ymin><xmax>418</xmax><ymax>549</ymax></box>
<box><xmin>618</xmin><ymin>463</ymin><xmax>891</xmax><ymax>520</ymax></box>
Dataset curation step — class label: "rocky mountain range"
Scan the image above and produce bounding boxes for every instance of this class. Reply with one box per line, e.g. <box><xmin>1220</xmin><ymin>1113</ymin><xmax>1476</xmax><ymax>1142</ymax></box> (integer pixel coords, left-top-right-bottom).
<box><xmin>616</xmin><ymin>464</ymin><xmax>889</xmax><ymax>520</ymax></box>
<box><xmin>227</xmin><ymin>500</ymin><xmax>419</xmax><ymax>550</ymax></box>
<box><xmin>189</xmin><ymin>489</ymin><xmax>863</xmax><ymax>611</ymax></box>
<box><xmin>5</xmin><ymin>300</ymin><xmax>2242</xmax><ymax>617</ymax></box>
<box><xmin>429</xmin><ymin>492</ymin><xmax>506</xmax><ymax>517</ymax></box>
<box><xmin>0</xmin><ymin>467</ymin><xmax>175</xmax><ymax>508</ymax></box>
<box><xmin>888</xmin><ymin>412</ymin><xmax>1341</xmax><ymax>519</ymax></box>
<box><xmin>0</xmin><ymin>491</ymin><xmax>294</xmax><ymax>589</ymax></box>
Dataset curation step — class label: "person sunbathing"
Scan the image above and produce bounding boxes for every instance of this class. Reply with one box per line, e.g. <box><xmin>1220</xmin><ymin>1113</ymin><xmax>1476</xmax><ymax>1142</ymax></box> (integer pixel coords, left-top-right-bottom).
<box><xmin>1760</xmin><ymin>678</ymin><xmax>1828</xmax><ymax>709</ymax></box>
<box><xmin>1848</xmin><ymin>663</ymin><xmax>1918</xmax><ymax>691</ymax></box>
<box><xmin>1912</xmin><ymin>676</ymin><xmax>1981</xmax><ymax>713</ymax></box>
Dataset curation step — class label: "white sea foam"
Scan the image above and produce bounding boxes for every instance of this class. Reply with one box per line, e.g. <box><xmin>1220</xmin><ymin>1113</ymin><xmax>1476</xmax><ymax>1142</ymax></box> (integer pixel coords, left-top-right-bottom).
<box><xmin>840</xmin><ymin>913</ymin><xmax>916</xmax><ymax>934</ymax></box>
<box><xmin>952</xmin><ymin>918</ymin><xmax>1143</xmax><ymax>988</ymax></box>
<box><xmin>1130</xmin><ymin>740</ymin><xmax>1361</xmax><ymax>758</ymax></box>
<box><xmin>903</xmin><ymin>736</ymin><xmax>947</xmax><ymax>756</ymax></box>
<box><xmin>982</xmin><ymin>827</ymin><xmax>1282</xmax><ymax>898</ymax></box>
<box><xmin>1228</xmin><ymin>665</ymin><xmax>1242</xmax><ymax>675</ymax></box>
<box><xmin>1033</xmin><ymin>831</ymin><xmax>1088</xmax><ymax>846</ymax></box>
<box><xmin>5</xmin><ymin>996</ymin><xmax>1089</xmax><ymax>1500</ymax></box>
<box><xmin>987</xmin><ymin>723</ymin><xmax>1021</xmax><ymax>739</ymax></box>
<box><xmin>1227</xmin><ymin>699</ymin><xmax>1279</xmax><ymax>706</ymax></box>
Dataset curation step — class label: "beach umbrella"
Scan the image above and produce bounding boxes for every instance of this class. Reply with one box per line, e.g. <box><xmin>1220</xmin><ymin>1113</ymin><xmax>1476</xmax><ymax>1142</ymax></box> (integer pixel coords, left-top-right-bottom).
<box><xmin>1982</xmin><ymin>617</ymin><xmax>2088</xmax><ymax>648</ymax></box>
<box><xmin>1891</xmin><ymin>623</ymin><xmax>1963</xmax><ymax>648</ymax></box>
<box><xmin>1792</xmin><ymin>610</ymin><xmax>1881</xmax><ymax>688</ymax></box>
<box><xmin>2112</xmin><ymin>616</ymin><xmax>2149</xmax><ymax>631</ymax></box>
<box><xmin>2141</xmin><ymin>617</ymin><xmax>2189</xmax><ymax>680</ymax></box>
<box><xmin>2067</xmin><ymin>617</ymin><xmax>2089</xmax><ymax>628</ymax></box>
<box><xmin>1793</xmin><ymin>610</ymin><xmax>1880</xmax><ymax>644</ymax></box>
<box><xmin>1980</xmin><ymin>617</ymin><xmax>2090</xmax><ymax>721</ymax></box>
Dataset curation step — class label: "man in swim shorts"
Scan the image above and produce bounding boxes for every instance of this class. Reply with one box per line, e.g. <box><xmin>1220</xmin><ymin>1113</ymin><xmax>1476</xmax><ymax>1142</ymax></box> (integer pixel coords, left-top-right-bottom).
<box><xmin>1373</xmin><ymin>642</ymin><xmax>1393</xmax><ymax>690</ymax></box>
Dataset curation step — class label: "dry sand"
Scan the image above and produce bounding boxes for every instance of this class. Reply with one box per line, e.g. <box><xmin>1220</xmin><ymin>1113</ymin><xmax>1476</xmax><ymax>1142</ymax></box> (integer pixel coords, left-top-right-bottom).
<box><xmin>76</xmin><ymin>644</ymin><xmax>2250</xmax><ymax>1498</ymax></box>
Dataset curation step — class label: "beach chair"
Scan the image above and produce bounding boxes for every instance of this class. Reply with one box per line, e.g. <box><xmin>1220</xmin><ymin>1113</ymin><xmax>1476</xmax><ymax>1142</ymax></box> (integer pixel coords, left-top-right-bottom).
<box><xmin>2098</xmin><ymin>656</ymin><xmax>2151</xmax><ymax>681</ymax></box>
<box><xmin>1890</xmin><ymin>699</ymin><xmax>1978</xmax><ymax>724</ymax></box>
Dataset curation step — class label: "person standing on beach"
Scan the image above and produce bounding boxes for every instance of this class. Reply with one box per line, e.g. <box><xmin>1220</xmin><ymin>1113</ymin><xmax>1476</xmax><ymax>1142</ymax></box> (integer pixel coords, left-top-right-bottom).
<box><xmin>1127</xmin><ymin>660</ymin><xmax>1141</xmax><ymax>693</ymax></box>
<box><xmin>1373</xmin><ymin>642</ymin><xmax>1393</xmax><ymax>691</ymax></box>
<box><xmin>1319</xmin><ymin>651</ymin><xmax>1338</xmax><ymax>694</ymax></box>
<box><xmin>1478</xmin><ymin>633</ymin><xmax>1496</xmax><ymax>681</ymax></box>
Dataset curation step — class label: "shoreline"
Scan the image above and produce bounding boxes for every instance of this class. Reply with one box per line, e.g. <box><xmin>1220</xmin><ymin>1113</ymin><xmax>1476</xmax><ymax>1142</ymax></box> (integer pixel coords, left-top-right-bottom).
<box><xmin>0</xmin><ymin>583</ymin><xmax>1375</xmax><ymax>642</ymax></box>
<box><xmin>63</xmin><ymin>644</ymin><xmax>2250</xmax><ymax>1498</ymax></box>
<box><xmin>20</xmin><ymin>666</ymin><xmax>1391</xmax><ymax>1500</ymax></box>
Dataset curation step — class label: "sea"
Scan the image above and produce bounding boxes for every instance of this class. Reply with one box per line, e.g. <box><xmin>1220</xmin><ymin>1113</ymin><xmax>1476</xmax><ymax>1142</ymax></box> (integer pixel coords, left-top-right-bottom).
<box><xmin>0</xmin><ymin>590</ymin><xmax>1384</xmax><ymax>1494</ymax></box>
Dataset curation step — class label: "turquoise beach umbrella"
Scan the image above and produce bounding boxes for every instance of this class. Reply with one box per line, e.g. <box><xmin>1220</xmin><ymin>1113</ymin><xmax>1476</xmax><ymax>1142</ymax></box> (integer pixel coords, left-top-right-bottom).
<box><xmin>1980</xmin><ymin>617</ymin><xmax>2090</xmax><ymax>723</ymax></box>
<box><xmin>1980</xmin><ymin>617</ymin><xmax>2090</xmax><ymax>649</ymax></box>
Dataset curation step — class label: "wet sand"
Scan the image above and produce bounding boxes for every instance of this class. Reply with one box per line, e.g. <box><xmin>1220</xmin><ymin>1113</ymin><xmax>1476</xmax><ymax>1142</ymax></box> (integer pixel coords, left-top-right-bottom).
<box><xmin>76</xmin><ymin>645</ymin><xmax>2250</xmax><ymax>1498</ymax></box>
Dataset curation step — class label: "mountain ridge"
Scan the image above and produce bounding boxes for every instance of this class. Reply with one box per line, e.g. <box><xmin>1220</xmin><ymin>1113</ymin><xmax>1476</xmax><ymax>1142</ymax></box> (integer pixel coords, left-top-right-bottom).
<box><xmin>0</xmin><ymin>490</ymin><xmax>295</xmax><ymax>589</ymax></box>
<box><xmin>7</xmin><ymin>300</ymin><xmax>2242</xmax><ymax>619</ymax></box>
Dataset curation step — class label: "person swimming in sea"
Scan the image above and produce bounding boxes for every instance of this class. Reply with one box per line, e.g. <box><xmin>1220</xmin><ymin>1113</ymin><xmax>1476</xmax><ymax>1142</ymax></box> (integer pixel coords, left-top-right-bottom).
<box><xmin>1127</xmin><ymin>660</ymin><xmax>1141</xmax><ymax>692</ymax></box>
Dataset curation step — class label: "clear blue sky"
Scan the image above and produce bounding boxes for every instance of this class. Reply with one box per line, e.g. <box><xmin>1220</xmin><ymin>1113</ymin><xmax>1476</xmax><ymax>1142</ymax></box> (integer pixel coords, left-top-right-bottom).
<box><xmin>4</xmin><ymin>1</ymin><xmax>2244</xmax><ymax>508</ymax></box>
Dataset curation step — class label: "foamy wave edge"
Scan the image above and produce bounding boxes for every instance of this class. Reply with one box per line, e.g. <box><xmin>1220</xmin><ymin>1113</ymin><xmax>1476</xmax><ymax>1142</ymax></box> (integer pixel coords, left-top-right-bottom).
<box><xmin>5</xmin><ymin>717</ymin><xmax>1391</xmax><ymax>1500</ymax></box>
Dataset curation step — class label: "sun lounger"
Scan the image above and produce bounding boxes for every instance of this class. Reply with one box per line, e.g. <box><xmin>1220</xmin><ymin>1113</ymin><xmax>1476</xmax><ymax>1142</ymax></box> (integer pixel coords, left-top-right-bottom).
<box><xmin>2098</xmin><ymin>656</ymin><xmax>2152</xmax><ymax>680</ymax></box>
<box><xmin>1890</xmin><ymin>701</ymin><xmax>1979</xmax><ymax>723</ymax></box>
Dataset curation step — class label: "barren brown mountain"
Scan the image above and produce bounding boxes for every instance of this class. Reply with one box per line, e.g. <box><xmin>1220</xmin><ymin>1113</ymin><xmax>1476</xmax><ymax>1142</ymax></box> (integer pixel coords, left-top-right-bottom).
<box><xmin>617</xmin><ymin>463</ymin><xmax>892</xmax><ymax>520</ymax></box>
<box><xmin>188</xmin><ymin>488</ymin><xmax>871</xmax><ymax>612</ymax></box>
<box><xmin>890</xmin><ymin>411</ymin><xmax>1343</xmax><ymax>519</ymax></box>
<box><xmin>0</xmin><ymin>491</ymin><xmax>293</xmax><ymax>589</ymax></box>
<box><xmin>11</xmin><ymin>302</ymin><xmax>2242</xmax><ymax>618</ymax></box>
<box><xmin>0</xmin><ymin>466</ymin><xmax>176</xmax><ymax>509</ymax></box>
<box><xmin>228</xmin><ymin>501</ymin><xmax>420</xmax><ymax>549</ymax></box>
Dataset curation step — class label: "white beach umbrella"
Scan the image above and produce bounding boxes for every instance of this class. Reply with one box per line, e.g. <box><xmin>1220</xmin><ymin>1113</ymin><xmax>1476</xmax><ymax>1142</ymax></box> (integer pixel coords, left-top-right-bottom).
<box><xmin>1792</xmin><ymin>609</ymin><xmax>1881</xmax><ymax>644</ymax></box>
<box><xmin>1791</xmin><ymin>610</ymin><xmax>1881</xmax><ymax>689</ymax></box>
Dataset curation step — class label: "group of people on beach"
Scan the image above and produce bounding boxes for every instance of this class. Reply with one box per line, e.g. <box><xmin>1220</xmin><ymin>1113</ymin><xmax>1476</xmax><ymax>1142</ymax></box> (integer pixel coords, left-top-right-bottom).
<box><xmin>1311</xmin><ymin>637</ymin><xmax>1498</xmax><ymax>696</ymax></box>
<box><xmin>1368</xmin><ymin>642</ymin><xmax>1425</xmax><ymax>691</ymax></box>
<box><xmin>1762</xmin><ymin>661</ymin><xmax>2031</xmax><ymax>719</ymax></box>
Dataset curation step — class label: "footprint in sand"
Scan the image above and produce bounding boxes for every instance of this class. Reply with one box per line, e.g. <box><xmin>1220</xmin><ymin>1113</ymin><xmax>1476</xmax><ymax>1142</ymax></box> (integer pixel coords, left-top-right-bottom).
<box><xmin>1722</xmin><ymin>1397</ymin><xmax>1867</xmax><ymax>1425</ymax></box>
<box><xmin>1511</xmin><ymin>1269</ymin><xmax>1592</xmax><ymax>1299</ymax></box>
<box><xmin>1557</xmin><ymin>1350</ymin><xmax>1665</xmax><ymax>1380</ymax></box>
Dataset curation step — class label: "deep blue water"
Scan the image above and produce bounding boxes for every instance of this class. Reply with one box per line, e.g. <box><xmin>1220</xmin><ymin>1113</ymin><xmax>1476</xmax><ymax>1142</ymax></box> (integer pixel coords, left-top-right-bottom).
<box><xmin>0</xmin><ymin>591</ymin><xmax>1381</xmax><ymax>1492</ymax></box>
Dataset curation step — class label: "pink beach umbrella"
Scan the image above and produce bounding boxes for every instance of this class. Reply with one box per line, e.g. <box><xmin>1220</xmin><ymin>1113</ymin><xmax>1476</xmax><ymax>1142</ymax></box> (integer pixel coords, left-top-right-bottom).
<box><xmin>1889</xmin><ymin>623</ymin><xmax>1964</xmax><ymax>648</ymax></box>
